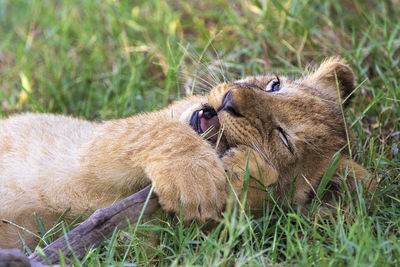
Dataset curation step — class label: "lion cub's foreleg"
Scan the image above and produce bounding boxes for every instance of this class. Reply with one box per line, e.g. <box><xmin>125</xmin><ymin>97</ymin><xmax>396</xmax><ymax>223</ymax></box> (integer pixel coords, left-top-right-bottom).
<box><xmin>78</xmin><ymin>112</ymin><xmax>228</xmax><ymax>222</ymax></box>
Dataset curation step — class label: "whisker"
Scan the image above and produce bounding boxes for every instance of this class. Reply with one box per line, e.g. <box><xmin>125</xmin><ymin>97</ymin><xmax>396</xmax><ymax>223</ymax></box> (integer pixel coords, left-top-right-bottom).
<box><xmin>211</xmin><ymin>43</ymin><xmax>228</xmax><ymax>83</ymax></box>
<box><xmin>175</xmin><ymin>78</ymin><xmax>210</xmax><ymax>95</ymax></box>
<box><xmin>251</xmin><ymin>141</ymin><xmax>275</xmax><ymax>170</ymax></box>
<box><xmin>178</xmin><ymin>43</ymin><xmax>220</xmax><ymax>84</ymax></box>
<box><xmin>178</xmin><ymin>70</ymin><xmax>216</xmax><ymax>89</ymax></box>
<box><xmin>177</xmin><ymin>42</ymin><xmax>233</xmax><ymax>95</ymax></box>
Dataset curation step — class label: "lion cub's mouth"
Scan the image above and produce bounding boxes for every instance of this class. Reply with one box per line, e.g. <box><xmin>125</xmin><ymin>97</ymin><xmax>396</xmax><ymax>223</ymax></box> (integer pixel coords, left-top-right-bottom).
<box><xmin>189</xmin><ymin>104</ymin><xmax>229</xmax><ymax>154</ymax></box>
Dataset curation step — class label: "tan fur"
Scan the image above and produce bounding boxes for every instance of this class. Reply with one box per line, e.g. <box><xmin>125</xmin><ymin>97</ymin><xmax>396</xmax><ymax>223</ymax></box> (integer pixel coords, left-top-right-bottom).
<box><xmin>208</xmin><ymin>58</ymin><xmax>375</xmax><ymax>207</ymax></box>
<box><xmin>0</xmin><ymin>95</ymin><xmax>228</xmax><ymax>249</ymax></box>
<box><xmin>0</xmin><ymin>58</ymin><xmax>375</xmax><ymax>250</ymax></box>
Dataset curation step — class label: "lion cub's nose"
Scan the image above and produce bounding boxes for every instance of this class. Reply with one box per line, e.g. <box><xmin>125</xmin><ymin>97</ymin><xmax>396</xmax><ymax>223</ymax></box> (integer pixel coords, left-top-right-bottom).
<box><xmin>218</xmin><ymin>90</ymin><xmax>243</xmax><ymax>117</ymax></box>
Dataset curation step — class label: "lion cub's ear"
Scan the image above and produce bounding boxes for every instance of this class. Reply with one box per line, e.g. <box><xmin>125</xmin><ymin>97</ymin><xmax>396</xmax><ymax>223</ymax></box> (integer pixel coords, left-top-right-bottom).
<box><xmin>301</xmin><ymin>58</ymin><xmax>356</xmax><ymax>106</ymax></box>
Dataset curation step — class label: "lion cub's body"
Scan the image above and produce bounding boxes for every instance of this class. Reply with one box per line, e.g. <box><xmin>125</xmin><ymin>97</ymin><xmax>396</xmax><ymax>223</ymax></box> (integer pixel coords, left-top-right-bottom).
<box><xmin>1</xmin><ymin>114</ymin><xmax>96</xmax><ymax>248</ymax></box>
<box><xmin>0</xmin><ymin>58</ymin><xmax>374</xmax><ymax>250</ymax></box>
<box><xmin>1</xmin><ymin>96</ymin><xmax>230</xmax><ymax>249</ymax></box>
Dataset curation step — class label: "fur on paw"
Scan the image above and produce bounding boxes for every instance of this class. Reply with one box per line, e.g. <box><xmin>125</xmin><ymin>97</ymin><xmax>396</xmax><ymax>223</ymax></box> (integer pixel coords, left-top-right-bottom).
<box><xmin>222</xmin><ymin>145</ymin><xmax>278</xmax><ymax>207</ymax></box>
<box><xmin>147</xmin><ymin>155</ymin><xmax>227</xmax><ymax>223</ymax></box>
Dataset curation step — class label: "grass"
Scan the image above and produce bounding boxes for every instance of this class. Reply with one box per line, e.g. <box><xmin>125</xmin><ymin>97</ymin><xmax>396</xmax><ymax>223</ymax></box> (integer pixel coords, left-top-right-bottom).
<box><xmin>1</xmin><ymin>0</ymin><xmax>399</xmax><ymax>265</ymax></box>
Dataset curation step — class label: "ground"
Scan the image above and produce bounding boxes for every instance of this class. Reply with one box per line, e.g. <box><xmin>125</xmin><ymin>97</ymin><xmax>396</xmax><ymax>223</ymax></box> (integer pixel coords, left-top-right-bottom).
<box><xmin>0</xmin><ymin>0</ymin><xmax>399</xmax><ymax>265</ymax></box>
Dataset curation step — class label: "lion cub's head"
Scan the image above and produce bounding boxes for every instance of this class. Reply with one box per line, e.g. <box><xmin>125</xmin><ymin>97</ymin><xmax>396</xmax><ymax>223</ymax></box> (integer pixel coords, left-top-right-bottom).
<box><xmin>196</xmin><ymin>58</ymin><xmax>374</xmax><ymax>207</ymax></box>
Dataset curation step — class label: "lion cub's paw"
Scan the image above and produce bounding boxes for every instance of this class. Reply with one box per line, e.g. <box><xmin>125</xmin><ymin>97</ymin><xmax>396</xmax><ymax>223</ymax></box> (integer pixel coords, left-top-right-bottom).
<box><xmin>148</xmin><ymin>159</ymin><xmax>227</xmax><ymax>223</ymax></box>
<box><xmin>222</xmin><ymin>145</ymin><xmax>278</xmax><ymax>198</ymax></box>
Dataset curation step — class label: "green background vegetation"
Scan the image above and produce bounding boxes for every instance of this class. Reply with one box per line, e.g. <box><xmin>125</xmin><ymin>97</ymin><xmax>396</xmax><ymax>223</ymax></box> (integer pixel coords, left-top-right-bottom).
<box><xmin>0</xmin><ymin>0</ymin><xmax>399</xmax><ymax>265</ymax></box>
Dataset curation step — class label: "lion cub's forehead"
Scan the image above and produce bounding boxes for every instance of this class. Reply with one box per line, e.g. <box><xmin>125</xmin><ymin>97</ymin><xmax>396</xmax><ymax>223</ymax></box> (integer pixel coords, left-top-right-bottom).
<box><xmin>234</xmin><ymin>75</ymin><xmax>276</xmax><ymax>86</ymax></box>
<box><xmin>234</xmin><ymin>75</ymin><xmax>307</xmax><ymax>94</ymax></box>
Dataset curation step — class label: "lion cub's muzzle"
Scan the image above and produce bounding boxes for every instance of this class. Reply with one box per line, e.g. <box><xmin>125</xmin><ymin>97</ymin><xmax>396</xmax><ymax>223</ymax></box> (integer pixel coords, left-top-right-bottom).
<box><xmin>216</xmin><ymin>90</ymin><xmax>243</xmax><ymax>118</ymax></box>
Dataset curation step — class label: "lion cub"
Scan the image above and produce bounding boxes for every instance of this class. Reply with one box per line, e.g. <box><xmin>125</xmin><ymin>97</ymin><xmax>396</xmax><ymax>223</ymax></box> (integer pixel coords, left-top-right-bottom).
<box><xmin>0</xmin><ymin>58</ymin><xmax>374</xmax><ymax>249</ymax></box>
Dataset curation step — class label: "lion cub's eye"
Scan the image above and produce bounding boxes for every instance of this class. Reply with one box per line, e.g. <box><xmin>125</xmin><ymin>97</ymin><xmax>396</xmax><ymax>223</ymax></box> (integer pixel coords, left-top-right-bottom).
<box><xmin>267</xmin><ymin>76</ymin><xmax>280</xmax><ymax>92</ymax></box>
